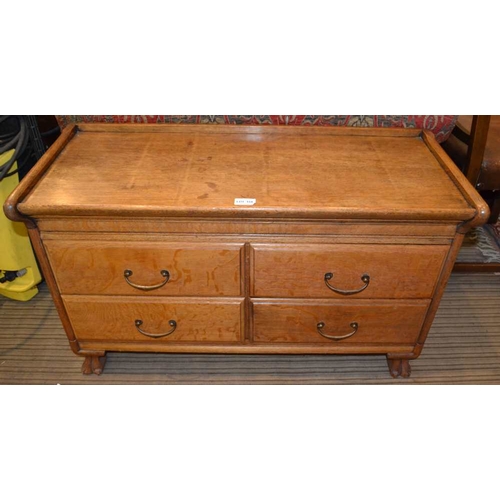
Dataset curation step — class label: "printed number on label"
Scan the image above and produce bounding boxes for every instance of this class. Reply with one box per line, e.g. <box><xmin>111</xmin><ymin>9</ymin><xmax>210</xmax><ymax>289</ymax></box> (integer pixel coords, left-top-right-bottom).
<box><xmin>234</xmin><ymin>198</ymin><xmax>256</xmax><ymax>206</ymax></box>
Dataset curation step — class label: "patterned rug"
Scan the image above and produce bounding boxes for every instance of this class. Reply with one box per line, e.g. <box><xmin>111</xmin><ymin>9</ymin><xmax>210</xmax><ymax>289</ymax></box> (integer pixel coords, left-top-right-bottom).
<box><xmin>457</xmin><ymin>222</ymin><xmax>500</xmax><ymax>264</ymax></box>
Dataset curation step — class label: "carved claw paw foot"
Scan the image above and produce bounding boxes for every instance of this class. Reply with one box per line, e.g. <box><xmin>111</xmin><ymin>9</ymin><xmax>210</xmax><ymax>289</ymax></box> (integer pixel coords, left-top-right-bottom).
<box><xmin>82</xmin><ymin>354</ymin><xmax>107</xmax><ymax>375</ymax></box>
<box><xmin>386</xmin><ymin>357</ymin><xmax>411</xmax><ymax>378</ymax></box>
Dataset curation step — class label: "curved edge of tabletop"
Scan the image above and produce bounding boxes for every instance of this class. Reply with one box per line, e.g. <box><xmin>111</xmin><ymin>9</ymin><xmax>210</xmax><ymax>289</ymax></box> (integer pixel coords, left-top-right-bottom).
<box><xmin>3</xmin><ymin>124</ymin><xmax>78</xmax><ymax>228</ymax></box>
<box><xmin>422</xmin><ymin>130</ymin><xmax>490</xmax><ymax>233</ymax></box>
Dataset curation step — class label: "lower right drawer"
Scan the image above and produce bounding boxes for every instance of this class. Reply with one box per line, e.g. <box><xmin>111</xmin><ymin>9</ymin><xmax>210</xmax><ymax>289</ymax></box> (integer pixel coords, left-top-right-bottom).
<box><xmin>252</xmin><ymin>299</ymin><xmax>430</xmax><ymax>344</ymax></box>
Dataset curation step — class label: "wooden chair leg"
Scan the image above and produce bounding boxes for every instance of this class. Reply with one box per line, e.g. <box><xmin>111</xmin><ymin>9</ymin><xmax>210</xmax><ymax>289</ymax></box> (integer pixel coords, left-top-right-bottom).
<box><xmin>465</xmin><ymin>116</ymin><xmax>491</xmax><ymax>186</ymax></box>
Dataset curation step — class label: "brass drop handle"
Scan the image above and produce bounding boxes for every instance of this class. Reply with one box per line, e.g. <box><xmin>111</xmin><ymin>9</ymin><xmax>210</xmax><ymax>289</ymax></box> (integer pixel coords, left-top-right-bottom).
<box><xmin>324</xmin><ymin>272</ymin><xmax>370</xmax><ymax>295</ymax></box>
<box><xmin>134</xmin><ymin>319</ymin><xmax>177</xmax><ymax>338</ymax></box>
<box><xmin>317</xmin><ymin>321</ymin><xmax>359</xmax><ymax>341</ymax></box>
<box><xmin>124</xmin><ymin>269</ymin><xmax>170</xmax><ymax>291</ymax></box>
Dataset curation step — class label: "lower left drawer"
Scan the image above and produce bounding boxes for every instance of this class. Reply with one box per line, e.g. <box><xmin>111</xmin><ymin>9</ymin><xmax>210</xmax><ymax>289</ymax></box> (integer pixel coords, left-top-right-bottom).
<box><xmin>63</xmin><ymin>296</ymin><xmax>244</xmax><ymax>343</ymax></box>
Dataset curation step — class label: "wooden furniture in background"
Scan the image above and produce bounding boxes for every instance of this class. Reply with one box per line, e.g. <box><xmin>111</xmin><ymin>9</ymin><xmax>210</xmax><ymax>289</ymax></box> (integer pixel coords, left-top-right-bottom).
<box><xmin>442</xmin><ymin>115</ymin><xmax>500</xmax><ymax>272</ymax></box>
<box><xmin>444</xmin><ymin>116</ymin><xmax>499</xmax><ymax>222</ymax></box>
<box><xmin>4</xmin><ymin>124</ymin><xmax>488</xmax><ymax>378</ymax></box>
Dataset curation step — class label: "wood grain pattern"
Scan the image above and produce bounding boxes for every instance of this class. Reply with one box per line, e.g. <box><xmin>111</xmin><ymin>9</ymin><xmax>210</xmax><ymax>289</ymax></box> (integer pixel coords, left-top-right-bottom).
<box><xmin>251</xmin><ymin>243</ymin><xmax>448</xmax><ymax>299</ymax></box>
<box><xmin>75</xmin><ymin>341</ymin><xmax>414</xmax><ymax>355</ymax></box>
<box><xmin>465</xmin><ymin>116</ymin><xmax>491</xmax><ymax>186</ymax></box>
<box><xmin>18</xmin><ymin>126</ymin><xmax>475</xmax><ymax>222</ymax></box>
<box><xmin>252</xmin><ymin>299</ymin><xmax>429</xmax><ymax>345</ymax></box>
<box><xmin>76</xmin><ymin>123</ymin><xmax>424</xmax><ymax>137</ymax></box>
<box><xmin>63</xmin><ymin>296</ymin><xmax>244</xmax><ymax>343</ymax></box>
<box><xmin>3</xmin><ymin>124</ymin><xmax>489</xmax><ymax>377</ymax></box>
<box><xmin>45</xmin><ymin>240</ymin><xmax>242</xmax><ymax>296</ymax></box>
<box><xmin>37</xmin><ymin>218</ymin><xmax>458</xmax><ymax>239</ymax></box>
<box><xmin>3</xmin><ymin>124</ymin><xmax>77</xmax><ymax>227</ymax></box>
<box><xmin>26</xmin><ymin>227</ymin><xmax>81</xmax><ymax>355</ymax></box>
<box><xmin>414</xmin><ymin>233</ymin><xmax>466</xmax><ymax>350</ymax></box>
<box><xmin>422</xmin><ymin>130</ymin><xmax>490</xmax><ymax>232</ymax></box>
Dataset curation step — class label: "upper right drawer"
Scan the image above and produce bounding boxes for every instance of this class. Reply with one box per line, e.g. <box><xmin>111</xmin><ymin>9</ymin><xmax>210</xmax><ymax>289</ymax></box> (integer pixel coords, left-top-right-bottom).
<box><xmin>250</xmin><ymin>243</ymin><xmax>449</xmax><ymax>299</ymax></box>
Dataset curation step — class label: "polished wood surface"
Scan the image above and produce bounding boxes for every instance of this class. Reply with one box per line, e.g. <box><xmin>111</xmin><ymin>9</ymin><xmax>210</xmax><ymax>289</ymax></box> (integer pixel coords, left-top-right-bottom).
<box><xmin>251</xmin><ymin>243</ymin><xmax>448</xmax><ymax>299</ymax></box>
<box><xmin>45</xmin><ymin>240</ymin><xmax>243</xmax><ymax>296</ymax></box>
<box><xmin>26</xmin><ymin>227</ymin><xmax>81</xmax><ymax>354</ymax></box>
<box><xmin>4</xmin><ymin>124</ymin><xmax>488</xmax><ymax>377</ymax></box>
<box><xmin>453</xmin><ymin>262</ymin><xmax>500</xmax><ymax>273</ymax></box>
<box><xmin>3</xmin><ymin>124</ymin><xmax>77</xmax><ymax>227</ymax></box>
<box><xmin>252</xmin><ymin>299</ymin><xmax>429</xmax><ymax>345</ymax></box>
<box><xmin>422</xmin><ymin>130</ymin><xmax>490</xmax><ymax>232</ymax></box>
<box><xmin>63</xmin><ymin>296</ymin><xmax>244</xmax><ymax>343</ymax></box>
<box><xmin>414</xmin><ymin>233</ymin><xmax>465</xmax><ymax>351</ymax></box>
<box><xmin>37</xmin><ymin>219</ymin><xmax>458</xmax><ymax>239</ymax></box>
<box><xmin>465</xmin><ymin>116</ymin><xmax>492</xmax><ymax>186</ymax></box>
<box><xmin>18</xmin><ymin>125</ymin><xmax>475</xmax><ymax>222</ymax></box>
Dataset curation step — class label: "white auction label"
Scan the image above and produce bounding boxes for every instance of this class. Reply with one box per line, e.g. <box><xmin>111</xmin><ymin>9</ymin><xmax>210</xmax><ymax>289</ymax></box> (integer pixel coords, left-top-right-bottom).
<box><xmin>234</xmin><ymin>198</ymin><xmax>256</xmax><ymax>206</ymax></box>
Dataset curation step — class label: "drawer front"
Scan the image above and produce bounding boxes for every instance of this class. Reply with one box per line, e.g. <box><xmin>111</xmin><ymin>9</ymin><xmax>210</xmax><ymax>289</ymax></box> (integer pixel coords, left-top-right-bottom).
<box><xmin>63</xmin><ymin>296</ymin><xmax>244</xmax><ymax>343</ymax></box>
<box><xmin>45</xmin><ymin>240</ymin><xmax>242</xmax><ymax>296</ymax></box>
<box><xmin>252</xmin><ymin>299</ymin><xmax>429</xmax><ymax>344</ymax></box>
<box><xmin>251</xmin><ymin>244</ymin><xmax>448</xmax><ymax>299</ymax></box>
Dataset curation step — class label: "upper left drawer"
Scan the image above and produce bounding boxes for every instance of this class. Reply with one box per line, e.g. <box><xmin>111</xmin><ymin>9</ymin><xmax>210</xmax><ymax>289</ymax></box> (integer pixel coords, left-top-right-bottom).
<box><xmin>44</xmin><ymin>239</ymin><xmax>243</xmax><ymax>296</ymax></box>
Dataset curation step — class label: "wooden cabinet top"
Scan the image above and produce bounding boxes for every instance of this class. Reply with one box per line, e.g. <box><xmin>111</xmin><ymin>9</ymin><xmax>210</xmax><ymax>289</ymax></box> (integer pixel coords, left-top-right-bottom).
<box><xmin>8</xmin><ymin>124</ymin><xmax>488</xmax><ymax>225</ymax></box>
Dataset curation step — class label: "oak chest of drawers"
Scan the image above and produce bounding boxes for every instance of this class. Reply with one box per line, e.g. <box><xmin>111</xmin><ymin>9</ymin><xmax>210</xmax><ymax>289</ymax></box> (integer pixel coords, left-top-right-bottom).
<box><xmin>4</xmin><ymin>124</ymin><xmax>488</xmax><ymax>377</ymax></box>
